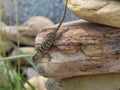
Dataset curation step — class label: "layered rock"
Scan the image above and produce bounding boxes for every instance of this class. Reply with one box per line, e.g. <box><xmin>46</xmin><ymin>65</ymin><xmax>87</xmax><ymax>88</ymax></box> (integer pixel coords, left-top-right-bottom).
<box><xmin>1</xmin><ymin>25</ymin><xmax>35</xmax><ymax>46</ymax></box>
<box><xmin>35</xmin><ymin>20</ymin><xmax>120</xmax><ymax>78</ymax></box>
<box><xmin>65</xmin><ymin>0</ymin><xmax>120</xmax><ymax>27</ymax></box>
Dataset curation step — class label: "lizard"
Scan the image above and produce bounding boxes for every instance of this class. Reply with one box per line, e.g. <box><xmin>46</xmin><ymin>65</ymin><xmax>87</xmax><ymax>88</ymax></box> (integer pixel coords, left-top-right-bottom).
<box><xmin>32</xmin><ymin>0</ymin><xmax>68</xmax><ymax>63</ymax></box>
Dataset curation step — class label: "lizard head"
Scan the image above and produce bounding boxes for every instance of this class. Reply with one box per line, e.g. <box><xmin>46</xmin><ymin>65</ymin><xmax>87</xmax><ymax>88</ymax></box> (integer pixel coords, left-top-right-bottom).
<box><xmin>32</xmin><ymin>50</ymin><xmax>42</xmax><ymax>63</ymax></box>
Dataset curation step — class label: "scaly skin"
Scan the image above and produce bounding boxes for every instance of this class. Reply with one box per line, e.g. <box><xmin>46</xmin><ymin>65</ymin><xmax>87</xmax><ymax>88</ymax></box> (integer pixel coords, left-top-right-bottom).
<box><xmin>32</xmin><ymin>0</ymin><xmax>68</xmax><ymax>63</ymax></box>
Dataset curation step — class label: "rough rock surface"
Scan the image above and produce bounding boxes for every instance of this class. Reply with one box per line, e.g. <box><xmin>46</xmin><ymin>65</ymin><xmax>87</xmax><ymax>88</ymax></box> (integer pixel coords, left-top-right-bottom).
<box><xmin>46</xmin><ymin>74</ymin><xmax>120</xmax><ymax>90</ymax></box>
<box><xmin>1</xmin><ymin>0</ymin><xmax>78</xmax><ymax>25</ymax></box>
<box><xmin>65</xmin><ymin>0</ymin><xmax>120</xmax><ymax>27</ymax></box>
<box><xmin>35</xmin><ymin>20</ymin><xmax>120</xmax><ymax>78</ymax></box>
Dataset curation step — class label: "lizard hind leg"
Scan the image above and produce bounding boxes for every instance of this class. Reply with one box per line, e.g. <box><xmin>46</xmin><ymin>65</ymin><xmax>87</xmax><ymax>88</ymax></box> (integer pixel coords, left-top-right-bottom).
<box><xmin>44</xmin><ymin>51</ymin><xmax>52</xmax><ymax>61</ymax></box>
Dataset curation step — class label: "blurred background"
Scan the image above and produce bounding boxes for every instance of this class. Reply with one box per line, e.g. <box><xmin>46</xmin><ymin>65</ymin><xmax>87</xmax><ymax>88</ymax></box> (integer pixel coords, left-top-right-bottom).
<box><xmin>2</xmin><ymin>0</ymin><xmax>78</xmax><ymax>25</ymax></box>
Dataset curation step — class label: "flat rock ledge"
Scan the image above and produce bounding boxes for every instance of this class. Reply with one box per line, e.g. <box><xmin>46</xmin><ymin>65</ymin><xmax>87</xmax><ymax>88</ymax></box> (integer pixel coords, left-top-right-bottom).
<box><xmin>35</xmin><ymin>20</ymin><xmax>120</xmax><ymax>78</ymax></box>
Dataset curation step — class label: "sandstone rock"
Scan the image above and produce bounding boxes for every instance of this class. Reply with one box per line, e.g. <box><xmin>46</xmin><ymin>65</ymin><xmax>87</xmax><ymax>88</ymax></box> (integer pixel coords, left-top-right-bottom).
<box><xmin>0</xmin><ymin>40</ymin><xmax>12</xmax><ymax>54</ymax></box>
<box><xmin>11</xmin><ymin>47</ymin><xmax>34</xmax><ymax>65</ymax></box>
<box><xmin>35</xmin><ymin>20</ymin><xmax>120</xmax><ymax>78</ymax></box>
<box><xmin>24</xmin><ymin>76</ymin><xmax>47</xmax><ymax>90</ymax></box>
<box><xmin>65</xmin><ymin>0</ymin><xmax>120</xmax><ymax>27</ymax></box>
<box><xmin>0</xmin><ymin>25</ymin><xmax>35</xmax><ymax>46</ymax></box>
<box><xmin>0</xmin><ymin>17</ymin><xmax>53</xmax><ymax>46</ymax></box>
<box><xmin>46</xmin><ymin>74</ymin><xmax>120</xmax><ymax>90</ymax></box>
<box><xmin>20</xmin><ymin>16</ymin><xmax>54</xmax><ymax>37</ymax></box>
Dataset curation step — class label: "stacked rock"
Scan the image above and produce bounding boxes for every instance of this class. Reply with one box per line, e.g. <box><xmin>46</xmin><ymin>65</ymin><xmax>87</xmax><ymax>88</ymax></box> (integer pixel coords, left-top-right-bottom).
<box><xmin>33</xmin><ymin>0</ymin><xmax>120</xmax><ymax>90</ymax></box>
<box><xmin>66</xmin><ymin>0</ymin><xmax>120</xmax><ymax>28</ymax></box>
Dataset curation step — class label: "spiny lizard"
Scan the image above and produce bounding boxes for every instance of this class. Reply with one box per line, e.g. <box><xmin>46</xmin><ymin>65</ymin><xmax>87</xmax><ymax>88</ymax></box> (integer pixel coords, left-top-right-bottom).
<box><xmin>32</xmin><ymin>0</ymin><xmax>68</xmax><ymax>63</ymax></box>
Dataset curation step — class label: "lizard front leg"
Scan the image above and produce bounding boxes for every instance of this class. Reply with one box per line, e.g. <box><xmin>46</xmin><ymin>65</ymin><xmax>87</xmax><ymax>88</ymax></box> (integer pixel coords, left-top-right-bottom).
<box><xmin>44</xmin><ymin>51</ymin><xmax>52</xmax><ymax>61</ymax></box>
<box><xmin>32</xmin><ymin>50</ymin><xmax>43</xmax><ymax>63</ymax></box>
<box><xmin>55</xmin><ymin>29</ymin><xmax>68</xmax><ymax>40</ymax></box>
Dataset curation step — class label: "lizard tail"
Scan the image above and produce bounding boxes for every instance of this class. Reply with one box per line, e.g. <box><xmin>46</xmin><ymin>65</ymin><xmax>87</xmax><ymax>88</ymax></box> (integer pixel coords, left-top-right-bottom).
<box><xmin>56</xmin><ymin>0</ymin><xmax>68</xmax><ymax>31</ymax></box>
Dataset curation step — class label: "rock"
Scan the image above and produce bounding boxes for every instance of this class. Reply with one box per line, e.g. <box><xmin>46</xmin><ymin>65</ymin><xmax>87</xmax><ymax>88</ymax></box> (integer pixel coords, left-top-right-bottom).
<box><xmin>0</xmin><ymin>17</ymin><xmax>53</xmax><ymax>46</ymax></box>
<box><xmin>0</xmin><ymin>40</ymin><xmax>12</xmax><ymax>55</ymax></box>
<box><xmin>65</xmin><ymin>0</ymin><xmax>120</xmax><ymax>27</ymax></box>
<box><xmin>11</xmin><ymin>47</ymin><xmax>34</xmax><ymax>65</ymax></box>
<box><xmin>35</xmin><ymin>20</ymin><xmax>120</xmax><ymax>78</ymax></box>
<box><xmin>0</xmin><ymin>25</ymin><xmax>35</xmax><ymax>46</ymax></box>
<box><xmin>46</xmin><ymin>74</ymin><xmax>120</xmax><ymax>90</ymax></box>
<box><xmin>24</xmin><ymin>76</ymin><xmax>48</xmax><ymax>90</ymax></box>
<box><xmin>25</xmin><ymin>67</ymin><xmax>39</xmax><ymax>79</ymax></box>
<box><xmin>1</xmin><ymin>0</ymin><xmax>78</xmax><ymax>25</ymax></box>
<box><xmin>46</xmin><ymin>78</ymin><xmax>62</xmax><ymax>90</ymax></box>
<box><xmin>20</xmin><ymin>16</ymin><xmax>54</xmax><ymax>37</ymax></box>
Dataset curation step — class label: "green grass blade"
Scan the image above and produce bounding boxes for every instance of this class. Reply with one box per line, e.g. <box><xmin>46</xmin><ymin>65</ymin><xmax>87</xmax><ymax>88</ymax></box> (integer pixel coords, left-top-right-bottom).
<box><xmin>0</xmin><ymin>55</ymin><xmax>31</xmax><ymax>61</ymax></box>
<box><xmin>7</xmin><ymin>41</ymin><xmax>37</xmax><ymax>69</ymax></box>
